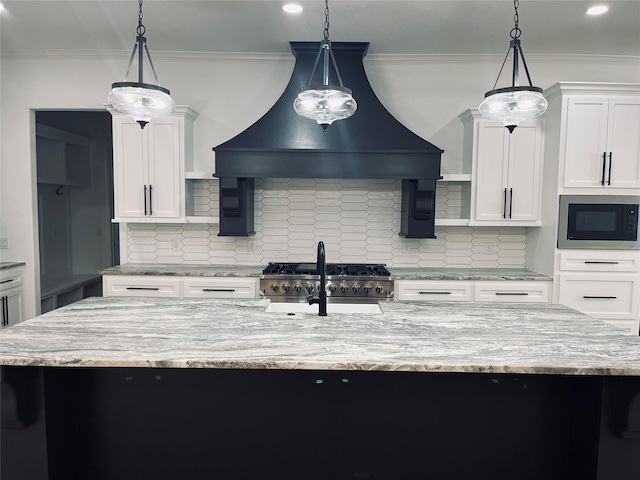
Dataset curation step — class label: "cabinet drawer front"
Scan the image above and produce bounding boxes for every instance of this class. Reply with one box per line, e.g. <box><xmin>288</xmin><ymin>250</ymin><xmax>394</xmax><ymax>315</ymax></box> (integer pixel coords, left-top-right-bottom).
<box><xmin>559</xmin><ymin>251</ymin><xmax>640</xmax><ymax>273</ymax></box>
<box><xmin>0</xmin><ymin>268</ymin><xmax>23</xmax><ymax>292</ymax></box>
<box><xmin>558</xmin><ymin>275</ymin><xmax>638</xmax><ymax>320</ymax></box>
<box><xmin>103</xmin><ymin>276</ymin><xmax>181</xmax><ymax>298</ymax></box>
<box><xmin>183</xmin><ymin>278</ymin><xmax>258</xmax><ymax>299</ymax></box>
<box><xmin>473</xmin><ymin>282</ymin><xmax>550</xmax><ymax>303</ymax></box>
<box><xmin>396</xmin><ymin>281</ymin><xmax>473</xmax><ymax>302</ymax></box>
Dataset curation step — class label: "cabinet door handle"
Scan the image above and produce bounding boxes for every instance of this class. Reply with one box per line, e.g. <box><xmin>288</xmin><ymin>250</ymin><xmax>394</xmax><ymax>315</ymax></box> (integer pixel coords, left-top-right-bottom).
<box><xmin>149</xmin><ymin>185</ymin><xmax>153</xmax><ymax>215</ymax></box>
<box><xmin>509</xmin><ymin>188</ymin><xmax>513</xmax><ymax>219</ymax></box>
<box><xmin>144</xmin><ymin>185</ymin><xmax>148</xmax><ymax>215</ymax></box>
<box><xmin>601</xmin><ymin>152</ymin><xmax>607</xmax><ymax>186</ymax></box>
<box><xmin>584</xmin><ymin>261</ymin><xmax>619</xmax><ymax>264</ymax></box>
<box><xmin>125</xmin><ymin>287</ymin><xmax>160</xmax><ymax>291</ymax></box>
<box><xmin>583</xmin><ymin>296</ymin><xmax>617</xmax><ymax>299</ymax></box>
<box><xmin>0</xmin><ymin>279</ymin><xmax>14</xmax><ymax>284</ymax></box>
<box><xmin>495</xmin><ymin>292</ymin><xmax>529</xmax><ymax>296</ymax></box>
<box><xmin>2</xmin><ymin>296</ymin><xmax>8</xmax><ymax>326</ymax></box>
<box><xmin>503</xmin><ymin>188</ymin><xmax>507</xmax><ymax>219</ymax></box>
<box><xmin>202</xmin><ymin>288</ymin><xmax>236</xmax><ymax>292</ymax></box>
<box><xmin>607</xmin><ymin>152</ymin><xmax>613</xmax><ymax>186</ymax></box>
<box><xmin>419</xmin><ymin>291</ymin><xmax>451</xmax><ymax>295</ymax></box>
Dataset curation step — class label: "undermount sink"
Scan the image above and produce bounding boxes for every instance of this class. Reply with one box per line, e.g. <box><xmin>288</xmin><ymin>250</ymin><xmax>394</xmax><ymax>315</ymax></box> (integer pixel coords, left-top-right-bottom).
<box><xmin>264</xmin><ymin>302</ymin><xmax>383</xmax><ymax>315</ymax></box>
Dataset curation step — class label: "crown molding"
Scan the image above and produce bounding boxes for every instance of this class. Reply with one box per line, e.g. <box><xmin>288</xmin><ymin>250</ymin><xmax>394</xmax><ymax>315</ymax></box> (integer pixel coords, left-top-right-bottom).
<box><xmin>364</xmin><ymin>53</ymin><xmax>640</xmax><ymax>66</ymax></box>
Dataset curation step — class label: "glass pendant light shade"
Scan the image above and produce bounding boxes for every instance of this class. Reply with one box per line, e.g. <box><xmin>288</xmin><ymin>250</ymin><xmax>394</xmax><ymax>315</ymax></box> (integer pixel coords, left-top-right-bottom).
<box><xmin>294</xmin><ymin>85</ymin><xmax>357</xmax><ymax>127</ymax></box>
<box><xmin>108</xmin><ymin>0</ymin><xmax>174</xmax><ymax>128</ymax></box>
<box><xmin>479</xmin><ymin>86</ymin><xmax>547</xmax><ymax>133</ymax></box>
<box><xmin>479</xmin><ymin>0</ymin><xmax>547</xmax><ymax>133</ymax></box>
<box><xmin>293</xmin><ymin>0</ymin><xmax>356</xmax><ymax>129</ymax></box>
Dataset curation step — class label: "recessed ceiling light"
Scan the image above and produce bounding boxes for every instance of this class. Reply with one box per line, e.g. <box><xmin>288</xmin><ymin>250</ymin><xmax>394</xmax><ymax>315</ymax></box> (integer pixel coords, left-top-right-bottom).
<box><xmin>283</xmin><ymin>4</ymin><xmax>303</xmax><ymax>14</ymax></box>
<box><xmin>0</xmin><ymin>3</ymin><xmax>6</xmax><ymax>13</ymax></box>
<box><xmin>586</xmin><ymin>5</ymin><xmax>609</xmax><ymax>16</ymax></box>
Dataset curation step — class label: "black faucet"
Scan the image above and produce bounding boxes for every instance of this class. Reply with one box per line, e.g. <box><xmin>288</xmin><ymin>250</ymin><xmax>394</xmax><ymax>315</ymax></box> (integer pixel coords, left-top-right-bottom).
<box><xmin>307</xmin><ymin>241</ymin><xmax>327</xmax><ymax>316</ymax></box>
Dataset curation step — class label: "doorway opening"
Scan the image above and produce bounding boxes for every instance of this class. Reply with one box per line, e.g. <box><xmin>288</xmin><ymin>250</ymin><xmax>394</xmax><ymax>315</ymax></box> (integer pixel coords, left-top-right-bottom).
<box><xmin>35</xmin><ymin>111</ymin><xmax>118</xmax><ymax>313</ymax></box>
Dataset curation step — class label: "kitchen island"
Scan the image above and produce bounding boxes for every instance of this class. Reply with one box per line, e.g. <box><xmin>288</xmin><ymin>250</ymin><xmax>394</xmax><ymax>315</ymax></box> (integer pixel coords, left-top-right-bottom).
<box><xmin>1</xmin><ymin>297</ymin><xmax>639</xmax><ymax>479</ymax></box>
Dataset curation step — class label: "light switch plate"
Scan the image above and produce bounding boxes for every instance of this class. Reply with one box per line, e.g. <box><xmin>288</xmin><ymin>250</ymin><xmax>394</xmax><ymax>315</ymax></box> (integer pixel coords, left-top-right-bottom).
<box><xmin>0</xmin><ymin>237</ymin><xmax>8</xmax><ymax>249</ymax></box>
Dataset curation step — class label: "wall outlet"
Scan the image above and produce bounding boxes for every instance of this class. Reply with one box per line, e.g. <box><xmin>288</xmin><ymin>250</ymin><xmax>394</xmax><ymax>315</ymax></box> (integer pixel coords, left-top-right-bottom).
<box><xmin>172</xmin><ymin>238</ymin><xmax>180</xmax><ymax>251</ymax></box>
<box><xmin>484</xmin><ymin>243</ymin><xmax>494</xmax><ymax>255</ymax></box>
<box><xmin>0</xmin><ymin>237</ymin><xmax>8</xmax><ymax>249</ymax></box>
<box><xmin>247</xmin><ymin>240</ymin><xmax>255</xmax><ymax>252</ymax></box>
<box><xmin>402</xmin><ymin>241</ymin><xmax>417</xmax><ymax>254</ymax></box>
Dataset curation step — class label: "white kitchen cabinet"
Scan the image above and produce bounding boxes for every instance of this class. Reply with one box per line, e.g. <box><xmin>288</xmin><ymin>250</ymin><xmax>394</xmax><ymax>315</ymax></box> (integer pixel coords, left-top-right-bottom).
<box><xmin>562</xmin><ymin>96</ymin><xmax>640</xmax><ymax>190</ymax></box>
<box><xmin>395</xmin><ymin>280</ymin><xmax>550</xmax><ymax>304</ymax></box>
<box><xmin>461</xmin><ymin>110</ymin><xmax>544</xmax><ymax>226</ymax></box>
<box><xmin>395</xmin><ymin>281</ymin><xmax>473</xmax><ymax>302</ymax></box>
<box><xmin>103</xmin><ymin>275</ymin><xmax>258</xmax><ymax>300</ymax></box>
<box><xmin>103</xmin><ymin>275</ymin><xmax>182</xmax><ymax>298</ymax></box>
<box><xmin>182</xmin><ymin>278</ymin><xmax>258</xmax><ymax>299</ymax></box>
<box><xmin>556</xmin><ymin>250</ymin><xmax>640</xmax><ymax>334</ymax></box>
<box><xmin>1</xmin><ymin>266</ymin><xmax>24</xmax><ymax>328</ymax></box>
<box><xmin>473</xmin><ymin>281</ymin><xmax>550</xmax><ymax>303</ymax></box>
<box><xmin>112</xmin><ymin>107</ymin><xmax>198</xmax><ymax>222</ymax></box>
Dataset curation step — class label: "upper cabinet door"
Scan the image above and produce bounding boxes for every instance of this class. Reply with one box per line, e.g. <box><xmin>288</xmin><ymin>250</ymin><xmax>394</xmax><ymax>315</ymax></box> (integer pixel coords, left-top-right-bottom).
<box><xmin>562</xmin><ymin>96</ymin><xmax>640</xmax><ymax>190</ymax></box>
<box><xmin>473</xmin><ymin>123</ymin><xmax>509</xmax><ymax>223</ymax></box>
<box><xmin>607</xmin><ymin>98</ymin><xmax>640</xmax><ymax>189</ymax></box>
<box><xmin>113</xmin><ymin>118</ymin><xmax>149</xmax><ymax>219</ymax></box>
<box><xmin>147</xmin><ymin>118</ymin><xmax>183</xmax><ymax>219</ymax></box>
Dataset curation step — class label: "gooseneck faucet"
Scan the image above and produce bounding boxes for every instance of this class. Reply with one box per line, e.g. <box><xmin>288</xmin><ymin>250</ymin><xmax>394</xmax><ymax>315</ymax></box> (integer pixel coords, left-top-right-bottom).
<box><xmin>307</xmin><ymin>241</ymin><xmax>327</xmax><ymax>316</ymax></box>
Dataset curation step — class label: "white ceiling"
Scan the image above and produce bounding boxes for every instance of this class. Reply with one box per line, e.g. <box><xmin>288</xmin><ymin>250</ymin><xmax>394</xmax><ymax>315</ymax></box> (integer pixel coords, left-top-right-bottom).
<box><xmin>1</xmin><ymin>0</ymin><xmax>639</xmax><ymax>57</ymax></box>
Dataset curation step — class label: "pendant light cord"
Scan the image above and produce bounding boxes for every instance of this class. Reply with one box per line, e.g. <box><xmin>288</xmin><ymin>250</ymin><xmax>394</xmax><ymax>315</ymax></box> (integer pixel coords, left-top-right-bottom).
<box><xmin>137</xmin><ymin>0</ymin><xmax>146</xmax><ymax>36</ymax></box>
<box><xmin>323</xmin><ymin>0</ymin><xmax>330</xmax><ymax>40</ymax></box>
<box><xmin>490</xmin><ymin>0</ymin><xmax>525</xmax><ymax>91</ymax></box>
<box><xmin>121</xmin><ymin>0</ymin><xmax>161</xmax><ymax>85</ymax></box>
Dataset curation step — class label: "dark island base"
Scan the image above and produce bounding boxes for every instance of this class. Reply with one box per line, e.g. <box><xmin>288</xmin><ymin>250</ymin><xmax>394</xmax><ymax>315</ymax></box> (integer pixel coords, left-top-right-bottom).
<box><xmin>2</xmin><ymin>367</ymin><xmax>640</xmax><ymax>479</ymax></box>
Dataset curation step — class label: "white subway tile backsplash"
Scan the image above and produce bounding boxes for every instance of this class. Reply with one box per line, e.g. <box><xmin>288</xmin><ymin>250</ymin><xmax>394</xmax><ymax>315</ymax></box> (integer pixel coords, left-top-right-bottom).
<box><xmin>124</xmin><ymin>179</ymin><xmax>527</xmax><ymax>268</ymax></box>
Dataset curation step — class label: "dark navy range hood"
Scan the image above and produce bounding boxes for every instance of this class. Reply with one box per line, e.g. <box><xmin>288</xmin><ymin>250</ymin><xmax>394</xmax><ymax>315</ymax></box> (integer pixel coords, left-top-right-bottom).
<box><xmin>213</xmin><ymin>42</ymin><xmax>443</xmax><ymax>238</ymax></box>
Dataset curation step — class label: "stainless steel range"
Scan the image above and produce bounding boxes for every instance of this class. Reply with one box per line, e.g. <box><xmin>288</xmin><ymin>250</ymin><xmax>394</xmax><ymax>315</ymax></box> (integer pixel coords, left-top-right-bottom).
<box><xmin>260</xmin><ymin>262</ymin><xmax>394</xmax><ymax>302</ymax></box>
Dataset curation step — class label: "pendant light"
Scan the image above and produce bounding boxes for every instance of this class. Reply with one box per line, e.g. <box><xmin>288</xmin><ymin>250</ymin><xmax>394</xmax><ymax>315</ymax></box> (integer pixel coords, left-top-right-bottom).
<box><xmin>293</xmin><ymin>0</ymin><xmax>357</xmax><ymax>130</ymax></box>
<box><xmin>108</xmin><ymin>0</ymin><xmax>175</xmax><ymax>129</ymax></box>
<box><xmin>479</xmin><ymin>0</ymin><xmax>547</xmax><ymax>133</ymax></box>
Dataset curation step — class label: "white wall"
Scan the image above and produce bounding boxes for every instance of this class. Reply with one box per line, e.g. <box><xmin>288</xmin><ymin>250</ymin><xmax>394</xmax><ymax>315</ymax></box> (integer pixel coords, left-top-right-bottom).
<box><xmin>1</xmin><ymin>50</ymin><xmax>639</xmax><ymax>319</ymax></box>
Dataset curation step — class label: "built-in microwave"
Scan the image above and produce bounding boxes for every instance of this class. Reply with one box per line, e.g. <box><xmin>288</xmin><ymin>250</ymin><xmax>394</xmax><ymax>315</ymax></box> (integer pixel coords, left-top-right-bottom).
<box><xmin>558</xmin><ymin>195</ymin><xmax>639</xmax><ymax>249</ymax></box>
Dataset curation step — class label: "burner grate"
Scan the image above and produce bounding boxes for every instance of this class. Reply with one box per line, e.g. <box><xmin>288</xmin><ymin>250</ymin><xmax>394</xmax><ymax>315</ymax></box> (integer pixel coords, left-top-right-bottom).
<box><xmin>262</xmin><ymin>262</ymin><xmax>390</xmax><ymax>277</ymax></box>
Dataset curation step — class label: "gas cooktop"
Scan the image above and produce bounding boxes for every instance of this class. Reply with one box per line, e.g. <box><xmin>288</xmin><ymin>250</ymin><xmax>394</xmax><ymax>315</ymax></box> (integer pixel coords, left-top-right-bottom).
<box><xmin>260</xmin><ymin>263</ymin><xmax>394</xmax><ymax>301</ymax></box>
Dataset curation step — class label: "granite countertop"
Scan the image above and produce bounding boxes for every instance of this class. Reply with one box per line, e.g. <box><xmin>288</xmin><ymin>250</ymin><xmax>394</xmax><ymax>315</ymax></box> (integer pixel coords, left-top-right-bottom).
<box><xmin>389</xmin><ymin>268</ymin><xmax>551</xmax><ymax>281</ymax></box>
<box><xmin>1</xmin><ymin>297</ymin><xmax>638</xmax><ymax>376</ymax></box>
<box><xmin>0</xmin><ymin>262</ymin><xmax>26</xmax><ymax>271</ymax></box>
<box><xmin>101</xmin><ymin>264</ymin><xmax>551</xmax><ymax>282</ymax></box>
<box><xmin>100</xmin><ymin>264</ymin><xmax>264</xmax><ymax>277</ymax></box>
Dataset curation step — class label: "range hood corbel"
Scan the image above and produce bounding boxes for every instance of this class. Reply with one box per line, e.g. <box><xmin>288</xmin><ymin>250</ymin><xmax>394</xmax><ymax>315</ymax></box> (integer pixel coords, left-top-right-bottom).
<box><xmin>214</xmin><ymin>42</ymin><xmax>443</xmax><ymax>238</ymax></box>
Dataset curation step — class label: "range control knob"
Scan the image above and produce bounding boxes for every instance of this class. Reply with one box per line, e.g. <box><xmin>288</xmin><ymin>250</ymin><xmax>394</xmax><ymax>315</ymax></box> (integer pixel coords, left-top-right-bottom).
<box><xmin>375</xmin><ymin>285</ymin><xmax>385</xmax><ymax>294</ymax></box>
<box><xmin>271</xmin><ymin>283</ymin><xmax>279</xmax><ymax>292</ymax></box>
<box><xmin>305</xmin><ymin>283</ymin><xmax>314</xmax><ymax>293</ymax></box>
<box><xmin>327</xmin><ymin>284</ymin><xmax>337</xmax><ymax>293</ymax></box>
<box><xmin>282</xmin><ymin>283</ymin><xmax>291</xmax><ymax>292</ymax></box>
<box><xmin>293</xmin><ymin>284</ymin><xmax>302</xmax><ymax>292</ymax></box>
<box><xmin>352</xmin><ymin>284</ymin><xmax>360</xmax><ymax>293</ymax></box>
<box><xmin>363</xmin><ymin>283</ymin><xmax>373</xmax><ymax>293</ymax></box>
<box><xmin>340</xmin><ymin>283</ymin><xmax>349</xmax><ymax>293</ymax></box>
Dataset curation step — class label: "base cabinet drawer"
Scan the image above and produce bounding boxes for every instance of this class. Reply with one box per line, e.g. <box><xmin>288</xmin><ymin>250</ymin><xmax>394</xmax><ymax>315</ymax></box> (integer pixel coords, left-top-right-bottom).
<box><xmin>183</xmin><ymin>278</ymin><xmax>258</xmax><ymax>299</ymax></box>
<box><xmin>103</xmin><ymin>275</ymin><xmax>181</xmax><ymax>298</ymax></box>
<box><xmin>474</xmin><ymin>282</ymin><xmax>550</xmax><ymax>303</ymax></box>
<box><xmin>558</xmin><ymin>274</ymin><xmax>639</xmax><ymax>321</ymax></box>
<box><xmin>558</xmin><ymin>251</ymin><xmax>640</xmax><ymax>273</ymax></box>
<box><xmin>395</xmin><ymin>281</ymin><xmax>474</xmax><ymax>302</ymax></box>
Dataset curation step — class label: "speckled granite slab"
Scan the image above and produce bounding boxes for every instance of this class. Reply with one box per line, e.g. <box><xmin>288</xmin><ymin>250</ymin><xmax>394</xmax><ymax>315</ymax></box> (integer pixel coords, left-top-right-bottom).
<box><xmin>1</xmin><ymin>297</ymin><xmax>638</xmax><ymax>375</ymax></box>
<box><xmin>101</xmin><ymin>264</ymin><xmax>263</xmax><ymax>277</ymax></box>
<box><xmin>389</xmin><ymin>268</ymin><xmax>551</xmax><ymax>281</ymax></box>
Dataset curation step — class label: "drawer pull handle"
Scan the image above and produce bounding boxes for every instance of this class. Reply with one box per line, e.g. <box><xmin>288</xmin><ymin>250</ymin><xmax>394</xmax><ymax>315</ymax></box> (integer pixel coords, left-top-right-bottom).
<box><xmin>495</xmin><ymin>292</ymin><xmax>529</xmax><ymax>296</ymax></box>
<box><xmin>202</xmin><ymin>288</ymin><xmax>236</xmax><ymax>292</ymax></box>
<box><xmin>419</xmin><ymin>291</ymin><xmax>451</xmax><ymax>295</ymax></box>
<box><xmin>583</xmin><ymin>296</ymin><xmax>617</xmax><ymax>299</ymax></box>
<box><xmin>0</xmin><ymin>279</ymin><xmax>14</xmax><ymax>284</ymax></box>
<box><xmin>584</xmin><ymin>261</ymin><xmax>619</xmax><ymax>264</ymax></box>
<box><xmin>125</xmin><ymin>287</ymin><xmax>160</xmax><ymax>291</ymax></box>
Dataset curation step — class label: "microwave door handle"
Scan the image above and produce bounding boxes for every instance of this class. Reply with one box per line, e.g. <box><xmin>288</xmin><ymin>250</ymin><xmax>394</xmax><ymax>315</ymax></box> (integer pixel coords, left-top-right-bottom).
<box><xmin>601</xmin><ymin>152</ymin><xmax>607</xmax><ymax>186</ymax></box>
<box><xmin>607</xmin><ymin>152</ymin><xmax>612</xmax><ymax>186</ymax></box>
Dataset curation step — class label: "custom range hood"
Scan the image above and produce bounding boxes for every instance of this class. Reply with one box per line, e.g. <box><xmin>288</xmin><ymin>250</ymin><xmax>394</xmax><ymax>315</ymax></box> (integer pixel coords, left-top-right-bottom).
<box><xmin>214</xmin><ymin>42</ymin><xmax>443</xmax><ymax>238</ymax></box>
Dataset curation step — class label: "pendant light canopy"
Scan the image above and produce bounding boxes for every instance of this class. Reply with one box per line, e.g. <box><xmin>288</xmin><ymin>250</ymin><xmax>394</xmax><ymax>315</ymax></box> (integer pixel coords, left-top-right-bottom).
<box><xmin>479</xmin><ymin>0</ymin><xmax>547</xmax><ymax>133</ymax></box>
<box><xmin>108</xmin><ymin>0</ymin><xmax>174</xmax><ymax>129</ymax></box>
<box><xmin>293</xmin><ymin>0</ymin><xmax>356</xmax><ymax>130</ymax></box>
